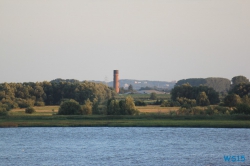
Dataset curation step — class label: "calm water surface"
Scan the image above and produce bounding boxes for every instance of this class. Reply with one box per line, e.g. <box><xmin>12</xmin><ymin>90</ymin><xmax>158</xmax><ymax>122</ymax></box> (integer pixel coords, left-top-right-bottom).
<box><xmin>1</xmin><ymin>127</ymin><xmax>250</xmax><ymax>166</ymax></box>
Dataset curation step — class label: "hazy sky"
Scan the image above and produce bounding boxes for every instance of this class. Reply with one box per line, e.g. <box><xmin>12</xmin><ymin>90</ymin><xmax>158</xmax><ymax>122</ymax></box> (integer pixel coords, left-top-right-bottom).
<box><xmin>1</xmin><ymin>0</ymin><xmax>249</xmax><ymax>83</ymax></box>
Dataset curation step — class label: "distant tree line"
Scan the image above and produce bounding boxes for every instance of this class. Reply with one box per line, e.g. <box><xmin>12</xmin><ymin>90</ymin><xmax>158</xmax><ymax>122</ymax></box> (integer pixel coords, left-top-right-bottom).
<box><xmin>175</xmin><ymin>76</ymin><xmax>250</xmax><ymax>93</ymax></box>
<box><xmin>172</xmin><ymin>76</ymin><xmax>250</xmax><ymax>114</ymax></box>
<box><xmin>171</xmin><ymin>83</ymin><xmax>220</xmax><ymax>107</ymax></box>
<box><xmin>0</xmin><ymin>81</ymin><xmax>115</xmax><ymax>111</ymax></box>
<box><xmin>176</xmin><ymin>77</ymin><xmax>231</xmax><ymax>92</ymax></box>
<box><xmin>119</xmin><ymin>84</ymin><xmax>135</xmax><ymax>94</ymax></box>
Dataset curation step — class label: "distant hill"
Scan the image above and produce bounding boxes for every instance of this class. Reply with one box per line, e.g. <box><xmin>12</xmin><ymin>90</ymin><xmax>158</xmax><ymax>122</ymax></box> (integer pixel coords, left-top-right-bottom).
<box><xmin>107</xmin><ymin>79</ymin><xmax>176</xmax><ymax>90</ymax></box>
<box><xmin>51</xmin><ymin>78</ymin><xmax>175</xmax><ymax>90</ymax></box>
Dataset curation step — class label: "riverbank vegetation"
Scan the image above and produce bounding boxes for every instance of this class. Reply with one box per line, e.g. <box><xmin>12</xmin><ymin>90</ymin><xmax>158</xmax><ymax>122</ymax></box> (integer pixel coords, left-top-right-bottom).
<box><xmin>1</xmin><ymin>75</ymin><xmax>250</xmax><ymax>128</ymax></box>
<box><xmin>1</xmin><ymin>114</ymin><xmax>250</xmax><ymax>128</ymax></box>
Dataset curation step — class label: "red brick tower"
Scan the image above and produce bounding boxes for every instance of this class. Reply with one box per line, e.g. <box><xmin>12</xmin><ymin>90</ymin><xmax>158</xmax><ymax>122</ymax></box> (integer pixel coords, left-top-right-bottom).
<box><xmin>113</xmin><ymin>70</ymin><xmax>119</xmax><ymax>93</ymax></box>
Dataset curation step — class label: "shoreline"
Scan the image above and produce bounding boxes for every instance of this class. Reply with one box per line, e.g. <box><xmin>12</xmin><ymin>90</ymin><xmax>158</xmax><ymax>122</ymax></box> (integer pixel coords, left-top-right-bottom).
<box><xmin>1</xmin><ymin>115</ymin><xmax>250</xmax><ymax>128</ymax></box>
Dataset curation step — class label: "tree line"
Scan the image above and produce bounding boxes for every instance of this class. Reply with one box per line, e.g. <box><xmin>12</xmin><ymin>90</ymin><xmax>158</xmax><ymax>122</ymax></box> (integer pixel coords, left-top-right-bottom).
<box><xmin>175</xmin><ymin>76</ymin><xmax>249</xmax><ymax>93</ymax></box>
<box><xmin>171</xmin><ymin>83</ymin><xmax>220</xmax><ymax>107</ymax></box>
<box><xmin>170</xmin><ymin>75</ymin><xmax>250</xmax><ymax>114</ymax></box>
<box><xmin>0</xmin><ymin>81</ymin><xmax>115</xmax><ymax>111</ymax></box>
<box><xmin>57</xmin><ymin>96</ymin><xmax>139</xmax><ymax>115</ymax></box>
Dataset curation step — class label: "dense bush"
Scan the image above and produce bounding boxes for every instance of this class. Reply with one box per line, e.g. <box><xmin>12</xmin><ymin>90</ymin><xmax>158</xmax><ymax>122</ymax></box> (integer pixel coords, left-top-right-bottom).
<box><xmin>176</xmin><ymin>106</ymin><xmax>231</xmax><ymax>116</ymax></box>
<box><xmin>135</xmin><ymin>100</ymin><xmax>147</xmax><ymax>106</ymax></box>
<box><xmin>80</xmin><ymin>99</ymin><xmax>92</xmax><ymax>115</ymax></box>
<box><xmin>0</xmin><ymin>109</ymin><xmax>8</xmax><ymax>116</ymax></box>
<box><xmin>107</xmin><ymin>96</ymin><xmax>139</xmax><ymax>115</ymax></box>
<box><xmin>58</xmin><ymin>99</ymin><xmax>81</xmax><ymax>115</ymax></box>
<box><xmin>161</xmin><ymin>101</ymin><xmax>170</xmax><ymax>107</ymax></box>
<box><xmin>224</xmin><ymin>94</ymin><xmax>241</xmax><ymax>107</ymax></box>
<box><xmin>150</xmin><ymin>92</ymin><xmax>157</xmax><ymax>100</ymax></box>
<box><xmin>233</xmin><ymin>104</ymin><xmax>250</xmax><ymax>115</ymax></box>
<box><xmin>152</xmin><ymin>99</ymin><xmax>163</xmax><ymax>105</ymax></box>
<box><xmin>196</xmin><ymin>92</ymin><xmax>210</xmax><ymax>106</ymax></box>
<box><xmin>35</xmin><ymin>101</ymin><xmax>45</xmax><ymax>106</ymax></box>
<box><xmin>16</xmin><ymin>98</ymin><xmax>35</xmax><ymax>108</ymax></box>
<box><xmin>177</xmin><ymin>97</ymin><xmax>196</xmax><ymax>108</ymax></box>
<box><xmin>0</xmin><ymin>103</ymin><xmax>11</xmax><ymax>116</ymax></box>
<box><xmin>25</xmin><ymin>107</ymin><xmax>36</xmax><ymax>114</ymax></box>
<box><xmin>160</xmin><ymin>100</ymin><xmax>180</xmax><ymax>107</ymax></box>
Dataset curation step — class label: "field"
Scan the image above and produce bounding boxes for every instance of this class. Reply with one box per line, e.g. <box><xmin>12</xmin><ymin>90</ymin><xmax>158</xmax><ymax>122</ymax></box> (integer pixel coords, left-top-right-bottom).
<box><xmin>9</xmin><ymin>106</ymin><xmax>60</xmax><ymax>116</ymax></box>
<box><xmin>9</xmin><ymin>105</ymin><xmax>178</xmax><ymax>116</ymax></box>
<box><xmin>137</xmin><ymin>105</ymin><xmax>179</xmax><ymax>114</ymax></box>
<box><xmin>1</xmin><ymin>105</ymin><xmax>250</xmax><ymax>128</ymax></box>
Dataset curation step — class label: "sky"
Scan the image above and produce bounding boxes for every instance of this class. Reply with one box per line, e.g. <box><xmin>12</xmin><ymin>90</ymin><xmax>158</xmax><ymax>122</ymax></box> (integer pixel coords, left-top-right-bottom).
<box><xmin>0</xmin><ymin>0</ymin><xmax>250</xmax><ymax>83</ymax></box>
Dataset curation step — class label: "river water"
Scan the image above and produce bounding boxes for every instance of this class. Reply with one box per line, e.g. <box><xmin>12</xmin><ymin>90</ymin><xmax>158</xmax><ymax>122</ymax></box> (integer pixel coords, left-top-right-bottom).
<box><xmin>0</xmin><ymin>127</ymin><xmax>250</xmax><ymax>166</ymax></box>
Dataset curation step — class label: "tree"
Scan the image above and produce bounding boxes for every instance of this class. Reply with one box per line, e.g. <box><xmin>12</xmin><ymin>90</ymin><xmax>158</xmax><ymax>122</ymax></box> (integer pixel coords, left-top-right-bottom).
<box><xmin>176</xmin><ymin>78</ymin><xmax>231</xmax><ymax>92</ymax></box>
<box><xmin>119</xmin><ymin>100</ymin><xmax>127</xmax><ymax>115</ymax></box>
<box><xmin>229</xmin><ymin>83</ymin><xmax>250</xmax><ymax>98</ymax></box>
<box><xmin>176</xmin><ymin>97</ymin><xmax>196</xmax><ymax>108</ymax></box>
<box><xmin>224</xmin><ymin>94</ymin><xmax>241</xmax><ymax>107</ymax></box>
<box><xmin>231</xmin><ymin>76</ymin><xmax>249</xmax><ymax>88</ymax></box>
<box><xmin>171</xmin><ymin>84</ymin><xmax>219</xmax><ymax>105</ymax></box>
<box><xmin>196</xmin><ymin>92</ymin><xmax>210</xmax><ymax>106</ymax></box>
<box><xmin>92</xmin><ymin>98</ymin><xmax>99</xmax><ymax>114</ymax></box>
<box><xmin>107</xmin><ymin>99</ymin><xmax>120</xmax><ymax>115</ymax></box>
<box><xmin>128</xmin><ymin>84</ymin><xmax>133</xmax><ymax>92</ymax></box>
<box><xmin>0</xmin><ymin>103</ymin><xmax>10</xmax><ymax>116</ymax></box>
<box><xmin>81</xmin><ymin>99</ymin><xmax>92</xmax><ymax>115</ymax></box>
<box><xmin>107</xmin><ymin>96</ymin><xmax>138</xmax><ymax>115</ymax></box>
<box><xmin>25</xmin><ymin>107</ymin><xmax>36</xmax><ymax>114</ymax></box>
<box><xmin>150</xmin><ymin>92</ymin><xmax>157</xmax><ymax>100</ymax></box>
<box><xmin>135</xmin><ymin>100</ymin><xmax>147</xmax><ymax>106</ymax></box>
<box><xmin>124</xmin><ymin>96</ymin><xmax>138</xmax><ymax>115</ymax></box>
<box><xmin>58</xmin><ymin>99</ymin><xmax>81</xmax><ymax>115</ymax></box>
<box><xmin>242</xmin><ymin>95</ymin><xmax>250</xmax><ymax>106</ymax></box>
<box><xmin>171</xmin><ymin>83</ymin><xmax>194</xmax><ymax>101</ymax></box>
<box><xmin>233</xmin><ymin>103</ymin><xmax>250</xmax><ymax>115</ymax></box>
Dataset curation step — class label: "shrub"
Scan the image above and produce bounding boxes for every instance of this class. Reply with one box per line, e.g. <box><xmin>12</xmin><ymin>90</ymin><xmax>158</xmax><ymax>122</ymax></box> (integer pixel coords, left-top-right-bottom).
<box><xmin>191</xmin><ymin>107</ymin><xmax>205</xmax><ymax>115</ymax></box>
<box><xmin>176</xmin><ymin>108</ymin><xmax>186</xmax><ymax>115</ymax></box>
<box><xmin>81</xmin><ymin>99</ymin><xmax>92</xmax><ymax>115</ymax></box>
<box><xmin>233</xmin><ymin>104</ymin><xmax>250</xmax><ymax>115</ymax></box>
<box><xmin>0</xmin><ymin>103</ymin><xmax>11</xmax><ymax>116</ymax></box>
<box><xmin>170</xmin><ymin>101</ymin><xmax>180</xmax><ymax>107</ymax></box>
<box><xmin>25</xmin><ymin>107</ymin><xmax>36</xmax><ymax>114</ymax></box>
<box><xmin>224</xmin><ymin>94</ymin><xmax>241</xmax><ymax>107</ymax></box>
<box><xmin>196</xmin><ymin>92</ymin><xmax>210</xmax><ymax>106</ymax></box>
<box><xmin>213</xmin><ymin>106</ymin><xmax>228</xmax><ymax>114</ymax></box>
<box><xmin>152</xmin><ymin>99</ymin><xmax>163</xmax><ymax>105</ymax></box>
<box><xmin>58</xmin><ymin>99</ymin><xmax>81</xmax><ymax>115</ymax></box>
<box><xmin>161</xmin><ymin>101</ymin><xmax>170</xmax><ymax>107</ymax></box>
<box><xmin>107</xmin><ymin>96</ymin><xmax>139</xmax><ymax>115</ymax></box>
<box><xmin>150</xmin><ymin>92</ymin><xmax>157</xmax><ymax>100</ymax></box>
<box><xmin>177</xmin><ymin>97</ymin><xmax>196</xmax><ymax>108</ymax></box>
<box><xmin>35</xmin><ymin>101</ymin><xmax>45</xmax><ymax>106</ymax></box>
<box><xmin>169</xmin><ymin>111</ymin><xmax>177</xmax><ymax>116</ymax></box>
<box><xmin>16</xmin><ymin>98</ymin><xmax>35</xmax><ymax>108</ymax></box>
<box><xmin>0</xmin><ymin>108</ymin><xmax>8</xmax><ymax>116</ymax></box>
<box><xmin>135</xmin><ymin>100</ymin><xmax>147</xmax><ymax>106</ymax></box>
<box><xmin>1</xmin><ymin>99</ymin><xmax>18</xmax><ymax>109</ymax></box>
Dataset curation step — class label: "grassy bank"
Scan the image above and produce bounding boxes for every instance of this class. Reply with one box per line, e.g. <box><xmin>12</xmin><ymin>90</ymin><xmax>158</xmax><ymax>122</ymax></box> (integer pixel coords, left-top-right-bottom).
<box><xmin>1</xmin><ymin>115</ymin><xmax>250</xmax><ymax>128</ymax></box>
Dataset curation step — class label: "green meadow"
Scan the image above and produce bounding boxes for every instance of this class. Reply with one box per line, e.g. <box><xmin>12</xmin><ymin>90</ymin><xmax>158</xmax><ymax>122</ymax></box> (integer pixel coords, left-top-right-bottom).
<box><xmin>1</xmin><ymin>105</ymin><xmax>250</xmax><ymax>128</ymax></box>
